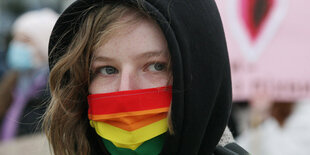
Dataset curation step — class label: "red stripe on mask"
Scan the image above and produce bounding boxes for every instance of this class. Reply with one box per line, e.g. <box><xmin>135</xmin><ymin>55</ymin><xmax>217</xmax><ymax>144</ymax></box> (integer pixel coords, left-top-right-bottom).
<box><xmin>88</xmin><ymin>86</ymin><xmax>172</xmax><ymax>117</ymax></box>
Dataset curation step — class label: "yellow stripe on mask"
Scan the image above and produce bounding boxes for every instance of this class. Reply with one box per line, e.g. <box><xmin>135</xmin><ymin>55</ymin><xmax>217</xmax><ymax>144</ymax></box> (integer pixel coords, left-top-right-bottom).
<box><xmin>90</xmin><ymin>118</ymin><xmax>168</xmax><ymax>150</ymax></box>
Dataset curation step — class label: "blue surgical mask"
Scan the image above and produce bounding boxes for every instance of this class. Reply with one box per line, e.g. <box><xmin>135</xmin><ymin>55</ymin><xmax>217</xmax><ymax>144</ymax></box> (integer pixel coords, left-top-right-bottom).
<box><xmin>7</xmin><ymin>41</ymin><xmax>34</xmax><ymax>70</ymax></box>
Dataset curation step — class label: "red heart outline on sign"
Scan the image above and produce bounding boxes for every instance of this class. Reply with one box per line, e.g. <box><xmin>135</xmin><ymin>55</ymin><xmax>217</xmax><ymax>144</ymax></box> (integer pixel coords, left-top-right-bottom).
<box><xmin>226</xmin><ymin>0</ymin><xmax>289</xmax><ymax>62</ymax></box>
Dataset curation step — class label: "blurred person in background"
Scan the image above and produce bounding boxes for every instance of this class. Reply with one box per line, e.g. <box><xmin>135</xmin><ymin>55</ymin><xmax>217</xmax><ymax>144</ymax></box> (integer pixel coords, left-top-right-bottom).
<box><xmin>0</xmin><ymin>8</ymin><xmax>58</xmax><ymax>141</ymax></box>
<box><xmin>236</xmin><ymin>97</ymin><xmax>310</xmax><ymax>155</ymax></box>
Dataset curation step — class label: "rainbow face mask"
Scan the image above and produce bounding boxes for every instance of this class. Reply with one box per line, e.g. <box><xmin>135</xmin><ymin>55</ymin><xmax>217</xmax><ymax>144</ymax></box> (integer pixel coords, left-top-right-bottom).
<box><xmin>88</xmin><ymin>86</ymin><xmax>172</xmax><ymax>151</ymax></box>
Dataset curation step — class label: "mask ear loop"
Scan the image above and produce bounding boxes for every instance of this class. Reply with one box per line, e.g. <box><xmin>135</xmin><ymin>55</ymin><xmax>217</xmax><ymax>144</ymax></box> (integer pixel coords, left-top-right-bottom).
<box><xmin>167</xmin><ymin>102</ymin><xmax>174</xmax><ymax>135</ymax></box>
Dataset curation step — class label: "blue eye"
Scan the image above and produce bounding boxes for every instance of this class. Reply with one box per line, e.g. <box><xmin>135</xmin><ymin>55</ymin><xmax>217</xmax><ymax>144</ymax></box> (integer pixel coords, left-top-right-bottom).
<box><xmin>148</xmin><ymin>63</ymin><xmax>166</xmax><ymax>72</ymax></box>
<box><xmin>98</xmin><ymin>66</ymin><xmax>119</xmax><ymax>75</ymax></box>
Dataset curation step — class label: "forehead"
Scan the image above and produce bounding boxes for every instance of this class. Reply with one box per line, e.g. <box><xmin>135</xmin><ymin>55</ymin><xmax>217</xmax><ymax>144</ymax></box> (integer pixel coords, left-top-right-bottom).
<box><xmin>93</xmin><ymin>15</ymin><xmax>169</xmax><ymax>59</ymax></box>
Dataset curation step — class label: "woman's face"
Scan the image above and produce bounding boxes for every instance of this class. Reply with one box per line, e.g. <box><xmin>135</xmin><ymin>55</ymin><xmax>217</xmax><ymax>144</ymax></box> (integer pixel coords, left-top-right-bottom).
<box><xmin>89</xmin><ymin>18</ymin><xmax>171</xmax><ymax>94</ymax></box>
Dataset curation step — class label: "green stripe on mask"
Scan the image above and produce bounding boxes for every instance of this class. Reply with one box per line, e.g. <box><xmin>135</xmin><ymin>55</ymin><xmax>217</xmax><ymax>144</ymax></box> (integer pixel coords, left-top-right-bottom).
<box><xmin>102</xmin><ymin>133</ymin><xmax>166</xmax><ymax>155</ymax></box>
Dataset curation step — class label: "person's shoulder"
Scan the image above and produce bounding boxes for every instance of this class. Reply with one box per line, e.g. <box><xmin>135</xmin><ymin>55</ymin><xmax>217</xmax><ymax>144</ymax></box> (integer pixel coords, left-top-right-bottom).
<box><xmin>216</xmin><ymin>127</ymin><xmax>250</xmax><ymax>155</ymax></box>
<box><xmin>214</xmin><ymin>142</ymin><xmax>250</xmax><ymax>155</ymax></box>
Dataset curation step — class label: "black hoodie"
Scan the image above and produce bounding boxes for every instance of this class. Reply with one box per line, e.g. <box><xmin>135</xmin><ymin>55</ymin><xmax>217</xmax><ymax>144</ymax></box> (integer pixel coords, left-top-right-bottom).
<box><xmin>48</xmin><ymin>0</ymin><xmax>249</xmax><ymax>154</ymax></box>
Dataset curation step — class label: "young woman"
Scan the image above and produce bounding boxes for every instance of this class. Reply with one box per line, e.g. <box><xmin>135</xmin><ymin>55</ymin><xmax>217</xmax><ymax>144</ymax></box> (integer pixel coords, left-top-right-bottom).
<box><xmin>44</xmin><ymin>0</ymin><xmax>249</xmax><ymax>154</ymax></box>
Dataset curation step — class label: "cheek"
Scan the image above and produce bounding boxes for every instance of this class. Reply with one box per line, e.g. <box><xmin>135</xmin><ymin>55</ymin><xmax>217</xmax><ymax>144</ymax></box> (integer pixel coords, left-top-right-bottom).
<box><xmin>88</xmin><ymin>72</ymin><xmax>172</xmax><ymax>94</ymax></box>
<box><xmin>140</xmin><ymin>72</ymin><xmax>171</xmax><ymax>88</ymax></box>
<box><xmin>88</xmin><ymin>77</ymin><xmax>118</xmax><ymax>94</ymax></box>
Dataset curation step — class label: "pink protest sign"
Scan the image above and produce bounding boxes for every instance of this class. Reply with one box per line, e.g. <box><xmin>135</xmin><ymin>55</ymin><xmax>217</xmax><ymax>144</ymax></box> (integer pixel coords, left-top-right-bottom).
<box><xmin>216</xmin><ymin>0</ymin><xmax>310</xmax><ymax>101</ymax></box>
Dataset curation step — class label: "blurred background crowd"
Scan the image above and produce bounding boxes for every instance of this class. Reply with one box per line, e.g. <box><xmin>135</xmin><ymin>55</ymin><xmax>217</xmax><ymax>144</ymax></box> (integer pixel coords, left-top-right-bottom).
<box><xmin>0</xmin><ymin>0</ymin><xmax>73</xmax><ymax>154</ymax></box>
<box><xmin>0</xmin><ymin>0</ymin><xmax>309</xmax><ymax>154</ymax></box>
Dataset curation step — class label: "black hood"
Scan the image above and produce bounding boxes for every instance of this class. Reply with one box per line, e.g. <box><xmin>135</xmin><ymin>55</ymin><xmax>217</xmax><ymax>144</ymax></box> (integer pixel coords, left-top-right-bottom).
<box><xmin>48</xmin><ymin>0</ymin><xmax>232</xmax><ymax>154</ymax></box>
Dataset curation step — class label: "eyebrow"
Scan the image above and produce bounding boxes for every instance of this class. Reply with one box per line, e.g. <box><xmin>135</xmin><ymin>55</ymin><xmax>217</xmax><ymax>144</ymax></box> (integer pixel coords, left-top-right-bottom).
<box><xmin>136</xmin><ymin>51</ymin><xmax>168</xmax><ymax>59</ymax></box>
<box><xmin>93</xmin><ymin>50</ymin><xmax>168</xmax><ymax>63</ymax></box>
<box><xmin>92</xmin><ymin>56</ymin><xmax>113</xmax><ymax>62</ymax></box>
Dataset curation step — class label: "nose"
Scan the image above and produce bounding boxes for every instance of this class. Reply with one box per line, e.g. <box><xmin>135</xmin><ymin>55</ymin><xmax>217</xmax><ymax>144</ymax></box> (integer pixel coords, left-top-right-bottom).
<box><xmin>118</xmin><ymin>69</ymin><xmax>140</xmax><ymax>91</ymax></box>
